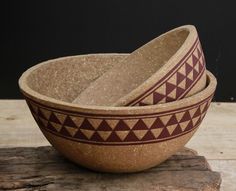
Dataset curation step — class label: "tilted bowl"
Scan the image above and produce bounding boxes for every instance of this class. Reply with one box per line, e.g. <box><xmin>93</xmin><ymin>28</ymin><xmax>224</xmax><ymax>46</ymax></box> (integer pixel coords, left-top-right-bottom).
<box><xmin>73</xmin><ymin>25</ymin><xmax>206</xmax><ymax>106</ymax></box>
<box><xmin>19</xmin><ymin>54</ymin><xmax>216</xmax><ymax>173</ymax></box>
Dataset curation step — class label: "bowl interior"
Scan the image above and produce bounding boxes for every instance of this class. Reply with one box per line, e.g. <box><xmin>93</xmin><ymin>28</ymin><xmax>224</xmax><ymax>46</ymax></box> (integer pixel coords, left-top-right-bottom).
<box><xmin>24</xmin><ymin>27</ymin><xmax>190</xmax><ymax>105</ymax></box>
<box><xmin>26</xmin><ymin>54</ymin><xmax>128</xmax><ymax>102</ymax></box>
<box><xmin>72</xmin><ymin>28</ymin><xmax>190</xmax><ymax>106</ymax></box>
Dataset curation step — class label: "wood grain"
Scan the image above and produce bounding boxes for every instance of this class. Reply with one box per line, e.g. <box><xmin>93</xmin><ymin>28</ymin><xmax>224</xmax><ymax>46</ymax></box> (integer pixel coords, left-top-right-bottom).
<box><xmin>0</xmin><ymin>147</ymin><xmax>221</xmax><ymax>191</ymax></box>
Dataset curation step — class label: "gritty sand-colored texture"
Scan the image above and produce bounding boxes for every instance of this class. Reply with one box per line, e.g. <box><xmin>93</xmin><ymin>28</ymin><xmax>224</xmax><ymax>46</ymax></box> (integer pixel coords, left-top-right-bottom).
<box><xmin>73</xmin><ymin>25</ymin><xmax>206</xmax><ymax>106</ymax></box>
<box><xmin>18</xmin><ymin>54</ymin><xmax>216</xmax><ymax>172</ymax></box>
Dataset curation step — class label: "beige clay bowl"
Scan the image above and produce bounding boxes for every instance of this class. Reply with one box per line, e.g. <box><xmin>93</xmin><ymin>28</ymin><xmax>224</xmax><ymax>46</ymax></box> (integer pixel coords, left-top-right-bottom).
<box><xmin>19</xmin><ymin>54</ymin><xmax>216</xmax><ymax>173</ymax></box>
<box><xmin>73</xmin><ymin>25</ymin><xmax>206</xmax><ymax>106</ymax></box>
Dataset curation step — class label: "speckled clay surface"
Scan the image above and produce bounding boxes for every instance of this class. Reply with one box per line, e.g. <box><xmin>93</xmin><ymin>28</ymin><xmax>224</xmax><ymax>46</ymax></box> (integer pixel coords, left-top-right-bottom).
<box><xmin>73</xmin><ymin>25</ymin><xmax>206</xmax><ymax>106</ymax></box>
<box><xmin>18</xmin><ymin>54</ymin><xmax>216</xmax><ymax>173</ymax></box>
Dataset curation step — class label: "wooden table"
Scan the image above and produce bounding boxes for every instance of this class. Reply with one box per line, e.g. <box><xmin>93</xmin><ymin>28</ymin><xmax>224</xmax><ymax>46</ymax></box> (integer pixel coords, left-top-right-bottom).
<box><xmin>0</xmin><ymin>100</ymin><xmax>235</xmax><ymax>190</ymax></box>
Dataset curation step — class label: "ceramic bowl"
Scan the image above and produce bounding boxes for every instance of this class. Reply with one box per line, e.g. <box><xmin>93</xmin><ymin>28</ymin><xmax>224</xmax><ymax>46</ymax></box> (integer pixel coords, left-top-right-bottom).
<box><xmin>73</xmin><ymin>25</ymin><xmax>206</xmax><ymax>106</ymax></box>
<box><xmin>19</xmin><ymin>54</ymin><xmax>216</xmax><ymax>173</ymax></box>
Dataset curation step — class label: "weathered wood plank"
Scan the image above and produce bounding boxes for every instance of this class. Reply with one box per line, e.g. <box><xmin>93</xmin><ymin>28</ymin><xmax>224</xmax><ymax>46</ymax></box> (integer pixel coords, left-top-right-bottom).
<box><xmin>208</xmin><ymin>160</ymin><xmax>236</xmax><ymax>191</ymax></box>
<box><xmin>0</xmin><ymin>147</ymin><xmax>221</xmax><ymax>191</ymax></box>
<box><xmin>0</xmin><ymin>100</ymin><xmax>48</xmax><ymax>147</ymax></box>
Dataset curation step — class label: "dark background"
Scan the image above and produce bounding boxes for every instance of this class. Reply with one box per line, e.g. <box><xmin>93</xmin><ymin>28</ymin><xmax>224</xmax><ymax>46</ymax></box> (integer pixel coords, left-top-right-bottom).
<box><xmin>1</xmin><ymin>1</ymin><xmax>236</xmax><ymax>101</ymax></box>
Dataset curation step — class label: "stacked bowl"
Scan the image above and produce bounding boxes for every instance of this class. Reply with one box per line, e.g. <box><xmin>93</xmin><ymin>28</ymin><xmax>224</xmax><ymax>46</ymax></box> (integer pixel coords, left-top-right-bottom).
<box><xmin>19</xmin><ymin>25</ymin><xmax>217</xmax><ymax>173</ymax></box>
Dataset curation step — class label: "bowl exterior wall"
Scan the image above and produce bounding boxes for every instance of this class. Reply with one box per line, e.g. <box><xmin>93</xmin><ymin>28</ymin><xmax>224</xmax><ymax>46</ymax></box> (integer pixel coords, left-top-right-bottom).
<box><xmin>41</xmin><ymin>128</ymin><xmax>197</xmax><ymax>172</ymax></box>
<box><xmin>23</xmin><ymin>93</ymin><xmax>213</xmax><ymax>172</ymax></box>
<box><xmin>125</xmin><ymin>38</ymin><xmax>207</xmax><ymax>106</ymax></box>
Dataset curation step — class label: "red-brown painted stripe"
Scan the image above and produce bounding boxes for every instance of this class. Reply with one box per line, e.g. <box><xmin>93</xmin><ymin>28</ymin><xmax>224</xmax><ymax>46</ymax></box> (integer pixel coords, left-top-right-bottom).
<box><xmin>180</xmin><ymin>65</ymin><xmax>206</xmax><ymax>99</ymax></box>
<box><xmin>24</xmin><ymin>93</ymin><xmax>213</xmax><ymax>119</ymax></box>
<box><xmin>39</xmin><ymin>122</ymin><xmax>201</xmax><ymax>146</ymax></box>
<box><xmin>127</xmin><ymin>37</ymin><xmax>200</xmax><ymax>106</ymax></box>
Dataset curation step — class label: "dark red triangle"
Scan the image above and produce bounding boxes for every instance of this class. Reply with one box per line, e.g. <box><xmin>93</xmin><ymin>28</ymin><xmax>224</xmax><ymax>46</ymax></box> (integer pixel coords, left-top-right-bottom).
<box><xmin>106</xmin><ymin>132</ymin><xmax>122</xmax><ymax>142</ymax></box>
<box><xmin>63</xmin><ymin>116</ymin><xmax>77</xmax><ymax>127</ymax></box>
<box><xmin>193</xmin><ymin>68</ymin><xmax>199</xmax><ymax>79</ymax></box>
<box><xmin>74</xmin><ymin>129</ymin><xmax>88</xmax><ymax>140</ymax></box>
<box><xmin>132</xmin><ymin>119</ymin><xmax>149</xmax><ymax>130</ymax></box>
<box><xmin>79</xmin><ymin>118</ymin><xmax>94</xmax><ymax>130</ymax></box>
<box><xmin>141</xmin><ymin>130</ymin><xmax>155</xmax><ymax>141</ymax></box>
<box><xmin>97</xmin><ymin>120</ymin><xmax>112</xmax><ymax>131</ymax></box>
<box><xmin>202</xmin><ymin>104</ymin><xmax>208</xmax><ymax>113</ymax></box>
<box><xmin>124</xmin><ymin>131</ymin><xmax>139</xmax><ymax>142</ymax></box>
<box><xmin>90</xmin><ymin>132</ymin><xmax>103</xmax><ymax>142</ymax></box>
<box><xmin>49</xmin><ymin>112</ymin><xmax>61</xmax><ymax>124</ymax></box>
<box><xmin>193</xmin><ymin>107</ymin><xmax>201</xmax><ymax>118</ymax></box>
<box><xmin>60</xmin><ymin>126</ymin><xmax>71</xmax><ymax>136</ymax></box>
<box><xmin>171</xmin><ymin>124</ymin><xmax>183</xmax><ymax>136</ymax></box>
<box><xmin>46</xmin><ymin>122</ymin><xmax>57</xmax><ymax>132</ymax></box>
<box><xmin>192</xmin><ymin>54</ymin><xmax>199</xmax><ymax>66</ymax></box>
<box><xmin>166</xmin><ymin>82</ymin><xmax>176</xmax><ymax>95</ymax></box>
<box><xmin>185</xmin><ymin>63</ymin><xmax>193</xmax><ymax>75</ymax></box>
<box><xmin>166</xmin><ymin>115</ymin><xmax>178</xmax><ymax>126</ymax></box>
<box><xmin>199</xmin><ymin>61</ymin><xmax>205</xmax><ymax>70</ymax></box>
<box><xmin>157</xmin><ymin>127</ymin><xmax>170</xmax><ymax>139</ymax></box>
<box><xmin>177</xmin><ymin>72</ymin><xmax>186</xmax><ymax>84</ymax></box>
<box><xmin>153</xmin><ymin>92</ymin><xmax>165</xmax><ymax>103</ymax></box>
<box><xmin>194</xmin><ymin>117</ymin><xmax>202</xmax><ymax>126</ymax></box>
<box><xmin>38</xmin><ymin>109</ymin><xmax>47</xmax><ymax>120</ymax></box>
<box><xmin>179</xmin><ymin>111</ymin><xmax>191</xmax><ymax>122</ymax></box>
<box><xmin>185</xmin><ymin>121</ymin><xmax>194</xmax><ymax>131</ymax></box>
<box><xmin>150</xmin><ymin>118</ymin><xmax>165</xmax><ymax>129</ymax></box>
<box><xmin>37</xmin><ymin>117</ymin><xmax>47</xmax><ymax>128</ymax></box>
<box><xmin>166</xmin><ymin>96</ymin><xmax>175</xmax><ymax>102</ymax></box>
<box><xmin>176</xmin><ymin>86</ymin><xmax>185</xmax><ymax>97</ymax></box>
<box><xmin>114</xmin><ymin>120</ymin><xmax>130</xmax><ymax>131</ymax></box>
<box><xmin>185</xmin><ymin>77</ymin><xmax>193</xmax><ymax>88</ymax></box>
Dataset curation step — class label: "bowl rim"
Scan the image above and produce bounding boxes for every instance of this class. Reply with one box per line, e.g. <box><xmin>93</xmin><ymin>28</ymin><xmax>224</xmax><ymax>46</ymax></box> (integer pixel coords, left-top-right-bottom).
<box><xmin>112</xmin><ymin>25</ymin><xmax>203</xmax><ymax>106</ymax></box>
<box><xmin>19</xmin><ymin>53</ymin><xmax>216</xmax><ymax>115</ymax></box>
<box><xmin>113</xmin><ymin>25</ymin><xmax>200</xmax><ymax>106</ymax></box>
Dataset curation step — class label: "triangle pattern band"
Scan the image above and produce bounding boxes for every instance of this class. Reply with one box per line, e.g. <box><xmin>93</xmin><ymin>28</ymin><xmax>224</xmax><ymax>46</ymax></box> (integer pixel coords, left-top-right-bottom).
<box><xmin>26</xmin><ymin>94</ymin><xmax>212</xmax><ymax>144</ymax></box>
<box><xmin>135</xmin><ymin>41</ymin><xmax>205</xmax><ymax>106</ymax></box>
